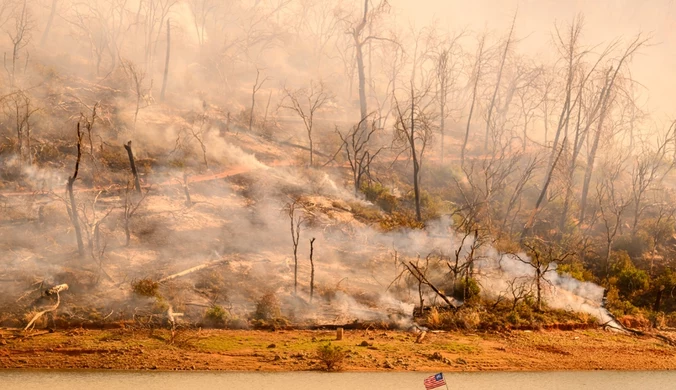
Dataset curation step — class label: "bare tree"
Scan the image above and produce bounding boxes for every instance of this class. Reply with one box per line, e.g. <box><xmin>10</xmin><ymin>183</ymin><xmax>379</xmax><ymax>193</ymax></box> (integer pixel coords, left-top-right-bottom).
<box><xmin>516</xmin><ymin>239</ymin><xmax>571</xmax><ymax>311</ymax></box>
<box><xmin>595</xmin><ymin>158</ymin><xmax>630</xmax><ymax>277</ymax></box>
<box><xmin>578</xmin><ymin>35</ymin><xmax>649</xmax><ymax>225</ymax></box>
<box><xmin>66</xmin><ymin>123</ymin><xmax>85</xmax><ymax>257</ymax></box>
<box><xmin>249</xmin><ymin>68</ymin><xmax>269</xmax><ymax>132</ymax></box>
<box><xmin>433</xmin><ymin>32</ymin><xmax>464</xmax><ymax>163</ymax></box>
<box><xmin>122</xmin><ymin>60</ymin><xmax>153</xmax><ymax>132</ymax></box>
<box><xmin>484</xmin><ymin>11</ymin><xmax>517</xmax><ymax>152</ymax></box>
<box><xmin>4</xmin><ymin>90</ymin><xmax>39</xmax><ymax>167</ymax></box>
<box><xmin>122</xmin><ymin>182</ymin><xmax>149</xmax><ymax>246</ymax></box>
<box><xmin>281</xmin><ymin>81</ymin><xmax>332</xmax><ymax>166</ymax></box>
<box><xmin>506</xmin><ymin>276</ymin><xmax>533</xmax><ymax>311</ymax></box>
<box><xmin>629</xmin><ymin>128</ymin><xmax>674</xmax><ymax>234</ymax></box>
<box><xmin>81</xmin><ymin>189</ymin><xmax>114</xmax><ymax>279</ymax></box>
<box><xmin>337</xmin><ymin>115</ymin><xmax>384</xmax><ymax>195</ymax></box>
<box><xmin>344</xmin><ymin>0</ymin><xmax>390</xmax><ymax>125</ymax></box>
<box><xmin>188</xmin><ymin>0</ymin><xmax>218</xmax><ymax>49</ymax></box>
<box><xmin>392</xmin><ymin>31</ymin><xmax>436</xmax><ymax>222</ymax></box>
<box><xmin>286</xmin><ymin>199</ymin><xmax>305</xmax><ymax>295</ymax></box>
<box><xmin>141</xmin><ymin>0</ymin><xmax>177</xmax><ymax>70</ymax></box>
<box><xmin>461</xmin><ymin>33</ymin><xmax>486</xmax><ymax>164</ymax></box>
<box><xmin>4</xmin><ymin>0</ymin><xmax>32</xmax><ymax>89</ymax></box>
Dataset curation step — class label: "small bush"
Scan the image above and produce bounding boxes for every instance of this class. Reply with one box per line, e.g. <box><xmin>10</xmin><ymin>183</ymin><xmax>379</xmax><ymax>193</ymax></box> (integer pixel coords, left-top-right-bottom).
<box><xmin>506</xmin><ymin>311</ymin><xmax>521</xmax><ymax>325</ymax></box>
<box><xmin>425</xmin><ymin>308</ymin><xmax>481</xmax><ymax>331</ymax></box>
<box><xmin>316</xmin><ymin>343</ymin><xmax>347</xmax><ymax>371</ymax></box>
<box><xmin>204</xmin><ymin>305</ymin><xmax>229</xmax><ymax>328</ymax></box>
<box><xmin>253</xmin><ymin>293</ymin><xmax>281</xmax><ymax>321</ymax></box>
<box><xmin>131</xmin><ymin>278</ymin><xmax>160</xmax><ymax>298</ymax></box>
<box><xmin>361</xmin><ymin>182</ymin><xmax>398</xmax><ymax>213</ymax></box>
<box><xmin>453</xmin><ymin>278</ymin><xmax>481</xmax><ymax>300</ymax></box>
<box><xmin>251</xmin><ymin>293</ymin><xmax>288</xmax><ymax>330</ymax></box>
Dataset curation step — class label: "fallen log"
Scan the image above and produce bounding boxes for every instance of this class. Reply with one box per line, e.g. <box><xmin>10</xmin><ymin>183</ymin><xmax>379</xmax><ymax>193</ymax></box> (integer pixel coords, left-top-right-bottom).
<box><xmin>158</xmin><ymin>258</ymin><xmax>229</xmax><ymax>283</ymax></box>
<box><xmin>25</xmin><ymin>284</ymin><xmax>69</xmax><ymax>331</ymax></box>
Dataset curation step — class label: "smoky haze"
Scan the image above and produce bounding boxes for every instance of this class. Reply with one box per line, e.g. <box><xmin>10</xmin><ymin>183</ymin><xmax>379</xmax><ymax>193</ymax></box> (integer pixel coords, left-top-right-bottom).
<box><xmin>0</xmin><ymin>0</ymin><xmax>673</xmax><ymax>333</ymax></box>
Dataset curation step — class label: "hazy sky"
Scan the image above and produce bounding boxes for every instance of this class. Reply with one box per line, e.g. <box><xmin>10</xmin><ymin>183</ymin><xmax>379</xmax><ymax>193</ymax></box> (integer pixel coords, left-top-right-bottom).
<box><xmin>392</xmin><ymin>0</ymin><xmax>676</xmax><ymax>121</ymax></box>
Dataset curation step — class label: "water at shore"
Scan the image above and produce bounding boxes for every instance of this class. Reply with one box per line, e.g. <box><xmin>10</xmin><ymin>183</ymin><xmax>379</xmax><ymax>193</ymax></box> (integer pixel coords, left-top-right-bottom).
<box><xmin>1</xmin><ymin>370</ymin><xmax>675</xmax><ymax>390</ymax></box>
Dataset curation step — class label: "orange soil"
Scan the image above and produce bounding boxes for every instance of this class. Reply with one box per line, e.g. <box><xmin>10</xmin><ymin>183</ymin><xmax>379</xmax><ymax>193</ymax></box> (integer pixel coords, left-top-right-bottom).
<box><xmin>1</xmin><ymin>328</ymin><xmax>675</xmax><ymax>371</ymax></box>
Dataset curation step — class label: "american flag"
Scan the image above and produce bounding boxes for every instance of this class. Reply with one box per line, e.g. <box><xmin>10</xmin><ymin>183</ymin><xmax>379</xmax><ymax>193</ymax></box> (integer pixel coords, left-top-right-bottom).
<box><xmin>424</xmin><ymin>373</ymin><xmax>447</xmax><ymax>390</ymax></box>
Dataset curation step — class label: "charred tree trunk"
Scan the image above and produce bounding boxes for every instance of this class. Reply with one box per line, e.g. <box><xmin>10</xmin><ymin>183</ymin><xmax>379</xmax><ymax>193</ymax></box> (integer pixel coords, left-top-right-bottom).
<box><xmin>67</xmin><ymin>123</ymin><xmax>85</xmax><ymax>257</ymax></box>
<box><xmin>160</xmin><ymin>19</ymin><xmax>171</xmax><ymax>102</ymax></box>
<box><xmin>124</xmin><ymin>141</ymin><xmax>142</xmax><ymax>194</ymax></box>
<box><xmin>309</xmin><ymin>238</ymin><xmax>316</xmax><ymax>303</ymax></box>
<box><xmin>535</xmin><ymin>267</ymin><xmax>542</xmax><ymax>312</ymax></box>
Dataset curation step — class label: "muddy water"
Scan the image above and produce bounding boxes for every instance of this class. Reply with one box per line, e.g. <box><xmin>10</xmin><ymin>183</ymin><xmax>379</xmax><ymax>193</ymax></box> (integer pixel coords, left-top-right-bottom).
<box><xmin>2</xmin><ymin>370</ymin><xmax>675</xmax><ymax>390</ymax></box>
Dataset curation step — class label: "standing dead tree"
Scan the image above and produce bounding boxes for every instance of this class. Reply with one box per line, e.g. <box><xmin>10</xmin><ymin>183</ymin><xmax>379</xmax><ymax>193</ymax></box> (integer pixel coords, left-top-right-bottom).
<box><xmin>122</xmin><ymin>60</ymin><xmax>153</xmax><ymax>132</ymax></box>
<box><xmin>4</xmin><ymin>0</ymin><xmax>32</xmax><ymax>90</ymax></box>
<box><xmin>596</xmin><ymin>159</ymin><xmax>630</xmax><ymax>277</ymax></box>
<box><xmin>433</xmin><ymin>32</ymin><xmax>464</xmax><ymax>163</ymax></box>
<box><xmin>123</xmin><ymin>141</ymin><xmax>142</xmax><ymax>194</ymax></box>
<box><xmin>345</xmin><ymin>0</ymin><xmax>390</xmax><ymax>127</ymax></box>
<box><xmin>484</xmin><ymin>11</ymin><xmax>517</xmax><ymax>152</ymax></box>
<box><xmin>461</xmin><ymin>33</ymin><xmax>486</xmax><ymax>164</ymax></box>
<box><xmin>122</xmin><ymin>181</ymin><xmax>150</xmax><ymax>246</ymax></box>
<box><xmin>281</xmin><ymin>81</ymin><xmax>331</xmax><ymax>166</ymax></box>
<box><xmin>629</xmin><ymin>128</ymin><xmax>674</xmax><ymax>235</ymax></box>
<box><xmin>578</xmin><ymin>35</ymin><xmax>649</xmax><ymax>225</ymax></box>
<box><xmin>81</xmin><ymin>189</ymin><xmax>115</xmax><ymax>281</ymax></box>
<box><xmin>286</xmin><ymin>199</ymin><xmax>305</xmax><ymax>295</ymax></box>
<box><xmin>5</xmin><ymin>90</ymin><xmax>39</xmax><ymax>167</ymax></box>
<box><xmin>337</xmin><ymin>115</ymin><xmax>384</xmax><ymax>195</ymax></box>
<box><xmin>309</xmin><ymin>237</ymin><xmax>316</xmax><ymax>303</ymax></box>
<box><xmin>516</xmin><ymin>239</ymin><xmax>572</xmax><ymax>311</ymax></box>
<box><xmin>188</xmin><ymin>0</ymin><xmax>218</xmax><ymax>49</ymax></box>
<box><xmin>393</xmin><ymin>83</ymin><xmax>434</xmax><ymax>222</ymax></box>
<box><xmin>66</xmin><ymin>122</ymin><xmax>85</xmax><ymax>257</ymax></box>
<box><xmin>506</xmin><ymin>276</ymin><xmax>533</xmax><ymax>311</ymax></box>
<box><xmin>392</xmin><ymin>32</ymin><xmax>436</xmax><ymax>222</ymax></box>
<box><xmin>249</xmin><ymin>68</ymin><xmax>269</xmax><ymax>132</ymax></box>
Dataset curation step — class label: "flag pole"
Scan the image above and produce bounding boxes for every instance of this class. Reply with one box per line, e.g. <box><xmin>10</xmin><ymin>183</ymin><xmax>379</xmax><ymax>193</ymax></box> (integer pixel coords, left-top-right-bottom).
<box><xmin>443</xmin><ymin>373</ymin><xmax>450</xmax><ymax>390</ymax></box>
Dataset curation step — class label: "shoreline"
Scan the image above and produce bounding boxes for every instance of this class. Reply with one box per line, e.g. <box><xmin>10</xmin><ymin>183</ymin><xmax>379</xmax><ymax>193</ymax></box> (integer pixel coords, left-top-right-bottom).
<box><xmin>1</xmin><ymin>328</ymin><xmax>675</xmax><ymax>372</ymax></box>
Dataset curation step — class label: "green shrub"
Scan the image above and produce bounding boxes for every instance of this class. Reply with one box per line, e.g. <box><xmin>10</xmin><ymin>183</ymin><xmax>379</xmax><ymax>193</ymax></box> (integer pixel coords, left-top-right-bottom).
<box><xmin>453</xmin><ymin>278</ymin><xmax>481</xmax><ymax>300</ymax></box>
<box><xmin>250</xmin><ymin>293</ymin><xmax>289</xmax><ymax>330</ymax></box>
<box><xmin>506</xmin><ymin>311</ymin><xmax>521</xmax><ymax>325</ymax></box>
<box><xmin>361</xmin><ymin>182</ymin><xmax>398</xmax><ymax>213</ymax></box>
<box><xmin>204</xmin><ymin>305</ymin><xmax>229</xmax><ymax>328</ymax></box>
<box><xmin>316</xmin><ymin>343</ymin><xmax>347</xmax><ymax>371</ymax></box>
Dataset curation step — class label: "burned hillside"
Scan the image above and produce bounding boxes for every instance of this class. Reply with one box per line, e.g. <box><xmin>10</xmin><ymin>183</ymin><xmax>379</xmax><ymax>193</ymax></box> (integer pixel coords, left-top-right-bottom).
<box><xmin>1</xmin><ymin>0</ymin><xmax>676</xmax><ymax>337</ymax></box>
